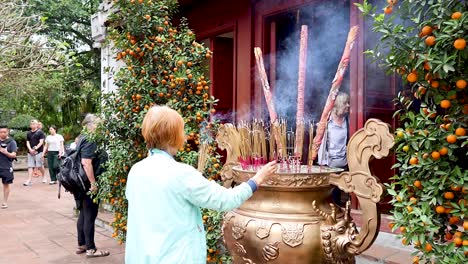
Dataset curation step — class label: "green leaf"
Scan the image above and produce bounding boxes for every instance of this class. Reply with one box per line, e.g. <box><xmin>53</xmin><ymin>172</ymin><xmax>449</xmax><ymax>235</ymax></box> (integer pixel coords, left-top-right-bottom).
<box><xmin>387</xmin><ymin>188</ymin><xmax>397</xmax><ymax>196</ymax></box>
<box><xmin>442</xmin><ymin>64</ymin><xmax>455</xmax><ymax>73</ymax></box>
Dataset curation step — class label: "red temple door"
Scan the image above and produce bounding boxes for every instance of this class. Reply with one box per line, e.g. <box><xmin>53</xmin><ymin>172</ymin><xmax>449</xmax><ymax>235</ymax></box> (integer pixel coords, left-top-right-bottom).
<box><xmin>211</xmin><ymin>35</ymin><xmax>235</xmax><ymax>122</ymax></box>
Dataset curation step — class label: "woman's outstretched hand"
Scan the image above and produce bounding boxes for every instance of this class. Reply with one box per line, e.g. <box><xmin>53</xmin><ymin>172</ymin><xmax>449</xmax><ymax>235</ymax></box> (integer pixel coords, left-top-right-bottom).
<box><xmin>252</xmin><ymin>161</ymin><xmax>277</xmax><ymax>186</ymax></box>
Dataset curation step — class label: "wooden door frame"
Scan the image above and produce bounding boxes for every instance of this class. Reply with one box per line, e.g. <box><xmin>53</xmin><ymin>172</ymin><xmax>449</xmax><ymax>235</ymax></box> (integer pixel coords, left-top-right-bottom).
<box><xmin>197</xmin><ymin>23</ymin><xmax>238</xmax><ymax>120</ymax></box>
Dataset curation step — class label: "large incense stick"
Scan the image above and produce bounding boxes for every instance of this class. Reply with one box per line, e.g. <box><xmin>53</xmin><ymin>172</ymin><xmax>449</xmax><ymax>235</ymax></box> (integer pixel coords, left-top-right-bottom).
<box><xmin>254</xmin><ymin>47</ymin><xmax>277</xmax><ymax>122</ymax></box>
<box><xmin>310</xmin><ymin>26</ymin><xmax>359</xmax><ymax>161</ymax></box>
<box><xmin>254</xmin><ymin>47</ymin><xmax>284</xmax><ymax>155</ymax></box>
<box><xmin>294</xmin><ymin>25</ymin><xmax>308</xmax><ymax>158</ymax></box>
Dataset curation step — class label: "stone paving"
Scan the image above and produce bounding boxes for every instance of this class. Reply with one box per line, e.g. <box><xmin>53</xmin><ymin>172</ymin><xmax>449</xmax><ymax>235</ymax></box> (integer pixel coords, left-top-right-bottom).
<box><xmin>0</xmin><ymin>171</ymin><xmax>124</xmax><ymax>264</ymax></box>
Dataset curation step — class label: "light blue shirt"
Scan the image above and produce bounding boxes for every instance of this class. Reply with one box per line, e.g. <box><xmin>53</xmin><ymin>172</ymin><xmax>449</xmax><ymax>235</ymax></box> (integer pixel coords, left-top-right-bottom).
<box><xmin>318</xmin><ymin>119</ymin><xmax>348</xmax><ymax>168</ymax></box>
<box><xmin>125</xmin><ymin>149</ymin><xmax>253</xmax><ymax>264</ymax></box>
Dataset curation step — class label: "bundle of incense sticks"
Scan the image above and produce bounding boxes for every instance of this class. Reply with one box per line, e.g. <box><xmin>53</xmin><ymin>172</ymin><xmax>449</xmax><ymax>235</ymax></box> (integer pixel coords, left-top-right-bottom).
<box><xmin>245</xmin><ymin>120</ymin><xmax>267</xmax><ymax>160</ymax></box>
<box><xmin>307</xmin><ymin>121</ymin><xmax>315</xmax><ymax>167</ymax></box>
<box><xmin>272</xmin><ymin>120</ymin><xmax>282</xmax><ymax>158</ymax></box>
<box><xmin>294</xmin><ymin>25</ymin><xmax>308</xmax><ymax>159</ymax></box>
<box><xmin>197</xmin><ymin>143</ymin><xmax>209</xmax><ymax>172</ymax></box>
<box><xmin>238</xmin><ymin>121</ymin><xmax>251</xmax><ymax>159</ymax></box>
<box><xmin>280</xmin><ymin>119</ymin><xmax>287</xmax><ymax>158</ymax></box>
<box><xmin>235</xmin><ymin>120</ymin><xmax>270</xmax><ymax>170</ymax></box>
<box><xmin>251</xmin><ymin>120</ymin><xmax>262</xmax><ymax>157</ymax></box>
<box><xmin>311</xmin><ymin>26</ymin><xmax>359</xmax><ymax>161</ymax></box>
<box><xmin>286</xmin><ymin>129</ymin><xmax>295</xmax><ymax>157</ymax></box>
<box><xmin>295</xmin><ymin>119</ymin><xmax>305</xmax><ymax>159</ymax></box>
<box><xmin>228</xmin><ymin>123</ymin><xmax>243</xmax><ymax>160</ymax></box>
<box><xmin>269</xmin><ymin>124</ymin><xmax>276</xmax><ymax>161</ymax></box>
<box><xmin>259</xmin><ymin>121</ymin><xmax>267</xmax><ymax>159</ymax></box>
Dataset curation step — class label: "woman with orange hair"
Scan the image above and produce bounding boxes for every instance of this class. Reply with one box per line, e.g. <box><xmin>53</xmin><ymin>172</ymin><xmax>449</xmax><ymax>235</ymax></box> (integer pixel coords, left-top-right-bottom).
<box><xmin>125</xmin><ymin>106</ymin><xmax>277</xmax><ymax>264</ymax></box>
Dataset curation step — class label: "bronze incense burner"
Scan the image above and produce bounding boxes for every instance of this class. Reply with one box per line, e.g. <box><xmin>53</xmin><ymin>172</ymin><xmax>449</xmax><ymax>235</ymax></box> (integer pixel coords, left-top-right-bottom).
<box><xmin>216</xmin><ymin>119</ymin><xmax>394</xmax><ymax>263</ymax></box>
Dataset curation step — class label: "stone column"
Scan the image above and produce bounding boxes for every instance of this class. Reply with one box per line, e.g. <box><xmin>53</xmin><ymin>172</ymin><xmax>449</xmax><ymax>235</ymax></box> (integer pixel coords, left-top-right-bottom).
<box><xmin>91</xmin><ymin>0</ymin><xmax>124</xmax><ymax>94</ymax></box>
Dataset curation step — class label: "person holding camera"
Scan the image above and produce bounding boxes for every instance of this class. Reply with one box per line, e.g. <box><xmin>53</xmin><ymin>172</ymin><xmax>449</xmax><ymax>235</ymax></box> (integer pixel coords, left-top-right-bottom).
<box><xmin>0</xmin><ymin>125</ymin><xmax>18</xmax><ymax>209</ymax></box>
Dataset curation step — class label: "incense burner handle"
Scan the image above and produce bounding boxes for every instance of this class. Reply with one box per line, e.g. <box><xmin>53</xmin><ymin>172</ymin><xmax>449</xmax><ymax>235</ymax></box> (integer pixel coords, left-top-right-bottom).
<box><xmin>323</xmin><ymin>119</ymin><xmax>394</xmax><ymax>260</ymax></box>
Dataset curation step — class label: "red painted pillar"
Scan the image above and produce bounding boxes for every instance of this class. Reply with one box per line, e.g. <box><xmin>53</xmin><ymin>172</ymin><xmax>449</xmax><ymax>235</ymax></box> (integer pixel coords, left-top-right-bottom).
<box><xmin>236</xmin><ymin>3</ymin><xmax>254</xmax><ymax>121</ymax></box>
<box><xmin>350</xmin><ymin>0</ymin><xmax>365</xmax><ymax>209</ymax></box>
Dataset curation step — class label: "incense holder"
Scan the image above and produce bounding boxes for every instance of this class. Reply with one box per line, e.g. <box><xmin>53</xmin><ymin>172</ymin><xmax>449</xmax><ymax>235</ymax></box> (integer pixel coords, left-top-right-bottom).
<box><xmin>216</xmin><ymin>119</ymin><xmax>394</xmax><ymax>264</ymax></box>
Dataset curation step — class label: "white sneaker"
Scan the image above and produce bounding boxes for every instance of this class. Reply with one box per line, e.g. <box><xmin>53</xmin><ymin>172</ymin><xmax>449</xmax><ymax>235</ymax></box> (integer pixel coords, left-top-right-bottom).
<box><xmin>49</xmin><ymin>181</ymin><xmax>56</xmax><ymax>185</ymax></box>
<box><xmin>42</xmin><ymin>178</ymin><xmax>47</xmax><ymax>184</ymax></box>
<box><xmin>23</xmin><ymin>181</ymin><xmax>32</xmax><ymax>186</ymax></box>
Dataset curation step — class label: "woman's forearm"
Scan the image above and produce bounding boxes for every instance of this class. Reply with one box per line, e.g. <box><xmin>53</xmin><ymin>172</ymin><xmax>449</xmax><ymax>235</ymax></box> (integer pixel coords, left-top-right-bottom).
<box><xmin>82</xmin><ymin>159</ymin><xmax>96</xmax><ymax>184</ymax></box>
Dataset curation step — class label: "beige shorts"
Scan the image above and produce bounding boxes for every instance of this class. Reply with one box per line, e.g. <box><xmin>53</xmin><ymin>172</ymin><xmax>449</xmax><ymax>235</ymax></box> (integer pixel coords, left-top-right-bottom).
<box><xmin>27</xmin><ymin>152</ymin><xmax>44</xmax><ymax>168</ymax></box>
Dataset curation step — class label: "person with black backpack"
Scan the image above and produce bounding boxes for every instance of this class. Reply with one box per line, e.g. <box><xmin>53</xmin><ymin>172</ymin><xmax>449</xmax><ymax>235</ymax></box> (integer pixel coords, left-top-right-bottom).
<box><xmin>0</xmin><ymin>125</ymin><xmax>17</xmax><ymax>209</ymax></box>
<box><xmin>73</xmin><ymin>114</ymin><xmax>109</xmax><ymax>258</ymax></box>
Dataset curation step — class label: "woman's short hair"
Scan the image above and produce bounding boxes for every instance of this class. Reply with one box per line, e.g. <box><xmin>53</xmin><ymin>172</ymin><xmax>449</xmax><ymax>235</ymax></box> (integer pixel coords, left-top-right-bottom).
<box><xmin>49</xmin><ymin>125</ymin><xmax>57</xmax><ymax>131</ymax></box>
<box><xmin>141</xmin><ymin>106</ymin><xmax>185</xmax><ymax>151</ymax></box>
<box><xmin>82</xmin><ymin>114</ymin><xmax>99</xmax><ymax>129</ymax></box>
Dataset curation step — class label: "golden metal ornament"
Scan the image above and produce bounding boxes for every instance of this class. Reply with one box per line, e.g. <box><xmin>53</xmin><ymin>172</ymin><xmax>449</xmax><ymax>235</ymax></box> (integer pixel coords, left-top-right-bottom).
<box><xmin>216</xmin><ymin>119</ymin><xmax>394</xmax><ymax>263</ymax></box>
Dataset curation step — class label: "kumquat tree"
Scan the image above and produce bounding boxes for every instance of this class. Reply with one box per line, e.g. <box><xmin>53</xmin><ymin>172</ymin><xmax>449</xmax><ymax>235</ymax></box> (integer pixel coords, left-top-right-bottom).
<box><xmin>93</xmin><ymin>0</ymin><xmax>228</xmax><ymax>262</ymax></box>
<box><xmin>357</xmin><ymin>0</ymin><xmax>467</xmax><ymax>263</ymax></box>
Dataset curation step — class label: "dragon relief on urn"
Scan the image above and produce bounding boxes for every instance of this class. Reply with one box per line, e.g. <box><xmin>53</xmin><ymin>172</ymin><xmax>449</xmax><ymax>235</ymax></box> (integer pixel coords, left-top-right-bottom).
<box><xmin>313</xmin><ymin>200</ymin><xmax>369</xmax><ymax>264</ymax></box>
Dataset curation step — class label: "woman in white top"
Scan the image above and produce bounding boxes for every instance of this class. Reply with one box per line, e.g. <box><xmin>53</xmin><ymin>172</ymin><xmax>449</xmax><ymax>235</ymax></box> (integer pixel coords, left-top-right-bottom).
<box><xmin>43</xmin><ymin>126</ymin><xmax>64</xmax><ymax>184</ymax></box>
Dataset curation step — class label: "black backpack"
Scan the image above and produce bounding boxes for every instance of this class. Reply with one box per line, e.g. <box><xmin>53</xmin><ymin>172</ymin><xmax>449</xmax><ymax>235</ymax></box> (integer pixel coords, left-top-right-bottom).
<box><xmin>57</xmin><ymin>137</ymin><xmax>90</xmax><ymax>198</ymax></box>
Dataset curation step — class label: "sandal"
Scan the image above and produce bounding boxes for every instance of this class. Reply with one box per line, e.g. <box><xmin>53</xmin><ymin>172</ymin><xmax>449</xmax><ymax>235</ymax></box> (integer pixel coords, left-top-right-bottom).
<box><xmin>1</xmin><ymin>203</ymin><xmax>7</xmax><ymax>209</ymax></box>
<box><xmin>86</xmin><ymin>248</ymin><xmax>110</xmax><ymax>258</ymax></box>
<box><xmin>75</xmin><ymin>246</ymin><xmax>86</xmax><ymax>254</ymax></box>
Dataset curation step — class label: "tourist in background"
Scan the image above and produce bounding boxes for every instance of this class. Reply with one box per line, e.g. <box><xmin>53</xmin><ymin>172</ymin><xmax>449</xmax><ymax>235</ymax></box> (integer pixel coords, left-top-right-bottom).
<box><xmin>125</xmin><ymin>106</ymin><xmax>277</xmax><ymax>263</ymax></box>
<box><xmin>38</xmin><ymin>121</ymin><xmax>43</xmax><ymax>131</ymax></box>
<box><xmin>43</xmin><ymin>125</ymin><xmax>64</xmax><ymax>185</ymax></box>
<box><xmin>75</xmin><ymin>114</ymin><xmax>110</xmax><ymax>258</ymax></box>
<box><xmin>0</xmin><ymin>125</ymin><xmax>17</xmax><ymax>209</ymax></box>
<box><xmin>36</xmin><ymin>121</ymin><xmax>45</xmax><ymax>178</ymax></box>
<box><xmin>24</xmin><ymin>120</ymin><xmax>47</xmax><ymax>186</ymax></box>
<box><xmin>69</xmin><ymin>136</ymin><xmax>79</xmax><ymax>151</ymax></box>
<box><xmin>318</xmin><ymin>92</ymin><xmax>350</xmax><ymax>205</ymax></box>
